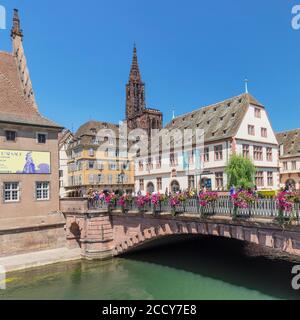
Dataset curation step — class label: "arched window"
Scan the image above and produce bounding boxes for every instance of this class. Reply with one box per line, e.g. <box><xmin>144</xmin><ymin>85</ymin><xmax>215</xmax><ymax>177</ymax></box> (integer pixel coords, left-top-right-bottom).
<box><xmin>285</xmin><ymin>179</ymin><xmax>296</xmax><ymax>190</ymax></box>
<box><xmin>170</xmin><ymin>180</ymin><xmax>180</xmax><ymax>193</ymax></box>
<box><xmin>146</xmin><ymin>182</ymin><xmax>155</xmax><ymax>194</ymax></box>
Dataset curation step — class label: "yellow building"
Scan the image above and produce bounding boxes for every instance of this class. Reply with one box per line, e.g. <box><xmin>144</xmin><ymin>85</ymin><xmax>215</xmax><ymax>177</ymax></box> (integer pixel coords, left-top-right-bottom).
<box><xmin>66</xmin><ymin>121</ymin><xmax>134</xmax><ymax>196</ymax></box>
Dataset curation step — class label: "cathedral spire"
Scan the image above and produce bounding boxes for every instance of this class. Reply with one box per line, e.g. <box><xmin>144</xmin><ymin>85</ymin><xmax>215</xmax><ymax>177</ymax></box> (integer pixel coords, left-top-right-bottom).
<box><xmin>129</xmin><ymin>44</ymin><xmax>141</xmax><ymax>81</ymax></box>
<box><xmin>11</xmin><ymin>9</ymin><xmax>23</xmax><ymax>39</ymax></box>
<box><xmin>126</xmin><ymin>44</ymin><xmax>145</xmax><ymax>120</ymax></box>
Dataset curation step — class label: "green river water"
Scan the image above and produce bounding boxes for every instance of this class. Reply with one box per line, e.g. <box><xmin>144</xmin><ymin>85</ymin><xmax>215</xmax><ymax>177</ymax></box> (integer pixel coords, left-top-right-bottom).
<box><xmin>1</xmin><ymin>236</ymin><xmax>299</xmax><ymax>300</ymax></box>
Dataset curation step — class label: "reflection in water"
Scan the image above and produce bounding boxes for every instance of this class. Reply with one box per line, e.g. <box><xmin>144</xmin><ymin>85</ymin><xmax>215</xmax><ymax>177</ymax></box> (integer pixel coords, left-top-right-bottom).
<box><xmin>1</xmin><ymin>236</ymin><xmax>300</xmax><ymax>300</ymax></box>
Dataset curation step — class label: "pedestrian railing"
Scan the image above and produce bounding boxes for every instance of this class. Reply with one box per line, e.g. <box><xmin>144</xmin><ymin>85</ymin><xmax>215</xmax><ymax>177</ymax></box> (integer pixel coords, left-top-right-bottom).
<box><xmin>87</xmin><ymin>196</ymin><xmax>300</xmax><ymax>221</ymax></box>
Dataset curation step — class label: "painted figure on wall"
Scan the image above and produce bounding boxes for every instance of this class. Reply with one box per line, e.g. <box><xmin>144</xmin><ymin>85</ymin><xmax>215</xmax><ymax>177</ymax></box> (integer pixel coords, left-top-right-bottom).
<box><xmin>23</xmin><ymin>152</ymin><xmax>36</xmax><ymax>174</ymax></box>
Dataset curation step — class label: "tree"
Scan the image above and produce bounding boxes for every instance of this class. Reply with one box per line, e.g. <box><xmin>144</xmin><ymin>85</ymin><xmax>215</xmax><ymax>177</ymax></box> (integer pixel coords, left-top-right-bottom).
<box><xmin>225</xmin><ymin>154</ymin><xmax>256</xmax><ymax>190</ymax></box>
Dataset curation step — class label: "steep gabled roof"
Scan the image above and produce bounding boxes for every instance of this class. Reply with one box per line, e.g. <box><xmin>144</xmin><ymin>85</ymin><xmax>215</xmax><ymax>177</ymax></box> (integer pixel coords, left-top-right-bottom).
<box><xmin>165</xmin><ymin>93</ymin><xmax>260</xmax><ymax>143</ymax></box>
<box><xmin>58</xmin><ymin>129</ymin><xmax>73</xmax><ymax>147</ymax></box>
<box><xmin>74</xmin><ymin>120</ymin><xmax>119</xmax><ymax>139</ymax></box>
<box><xmin>276</xmin><ymin>128</ymin><xmax>300</xmax><ymax>158</ymax></box>
<box><xmin>0</xmin><ymin>52</ymin><xmax>63</xmax><ymax>128</ymax></box>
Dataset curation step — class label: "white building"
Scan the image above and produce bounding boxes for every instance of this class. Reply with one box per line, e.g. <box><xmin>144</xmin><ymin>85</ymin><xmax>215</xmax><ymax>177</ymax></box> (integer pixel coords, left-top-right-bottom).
<box><xmin>58</xmin><ymin>129</ymin><xmax>73</xmax><ymax>197</ymax></box>
<box><xmin>134</xmin><ymin>93</ymin><xmax>279</xmax><ymax>193</ymax></box>
<box><xmin>276</xmin><ymin>128</ymin><xmax>300</xmax><ymax>190</ymax></box>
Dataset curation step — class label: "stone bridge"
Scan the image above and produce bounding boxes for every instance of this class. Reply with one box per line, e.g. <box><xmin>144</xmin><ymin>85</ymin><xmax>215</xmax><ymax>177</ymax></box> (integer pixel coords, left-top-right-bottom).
<box><xmin>60</xmin><ymin>198</ymin><xmax>300</xmax><ymax>260</ymax></box>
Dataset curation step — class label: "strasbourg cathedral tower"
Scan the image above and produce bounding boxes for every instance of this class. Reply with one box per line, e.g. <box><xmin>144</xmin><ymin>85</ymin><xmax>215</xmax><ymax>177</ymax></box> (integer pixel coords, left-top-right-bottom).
<box><xmin>125</xmin><ymin>46</ymin><xmax>163</xmax><ymax>136</ymax></box>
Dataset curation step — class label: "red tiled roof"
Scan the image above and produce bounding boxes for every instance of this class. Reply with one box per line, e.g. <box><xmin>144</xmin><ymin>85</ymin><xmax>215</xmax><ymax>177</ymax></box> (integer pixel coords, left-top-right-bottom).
<box><xmin>0</xmin><ymin>51</ymin><xmax>62</xmax><ymax>128</ymax></box>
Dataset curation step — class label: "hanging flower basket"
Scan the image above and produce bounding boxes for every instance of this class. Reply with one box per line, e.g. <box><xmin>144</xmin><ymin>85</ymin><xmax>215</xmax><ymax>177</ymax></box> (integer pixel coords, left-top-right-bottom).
<box><xmin>117</xmin><ymin>194</ymin><xmax>133</xmax><ymax>214</ymax></box>
<box><xmin>199</xmin><ymin>191</ymin><xmax>219</xmax><ymax>217</ymax></box>
<box><xmin>276</xmin><ymin>191</ymin><xmax>296</xmax><ymax>226</ymax></box>
<box><xmin>231</xmin><ymin>190</ymin><xmax>257</xmax><ymax>219</ymax></box>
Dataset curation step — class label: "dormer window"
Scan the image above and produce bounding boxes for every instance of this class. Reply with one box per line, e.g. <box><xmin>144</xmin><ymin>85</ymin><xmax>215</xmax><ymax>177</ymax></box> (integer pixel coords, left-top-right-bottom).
<box><xmin>255</xmin><ymin>108</ymin><xmax>261</xmax><ymax>118</ymax></box>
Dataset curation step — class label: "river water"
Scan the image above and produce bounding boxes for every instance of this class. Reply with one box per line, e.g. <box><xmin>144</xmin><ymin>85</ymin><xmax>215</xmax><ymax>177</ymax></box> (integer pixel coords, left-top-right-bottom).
<box><xmin>1</xmin><ymin>236</ymin><xmax>300</xmax><ymax>300</ymax></box>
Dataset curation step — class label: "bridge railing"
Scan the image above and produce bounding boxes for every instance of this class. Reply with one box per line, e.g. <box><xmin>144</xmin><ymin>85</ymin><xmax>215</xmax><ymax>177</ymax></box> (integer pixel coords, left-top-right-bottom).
<box><xmin>87</xmin><ymin>196</ymin><xmax>300</xmax><ymax>221</ymax></box>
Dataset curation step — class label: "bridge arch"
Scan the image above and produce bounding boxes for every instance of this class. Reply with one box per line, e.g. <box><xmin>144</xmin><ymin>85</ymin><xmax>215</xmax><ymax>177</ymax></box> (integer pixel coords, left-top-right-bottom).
<box><xmin>112</xmin><ymin>218</ymin><xmax>277</xmax><ymax>256</ymax></box>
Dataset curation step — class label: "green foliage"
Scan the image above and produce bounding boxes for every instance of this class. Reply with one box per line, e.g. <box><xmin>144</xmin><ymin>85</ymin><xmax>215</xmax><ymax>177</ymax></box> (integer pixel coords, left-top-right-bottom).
<box><xmin>225</xmin><ymin>154</ymin><xmax>256</xmax><ymax>189</ymax></box>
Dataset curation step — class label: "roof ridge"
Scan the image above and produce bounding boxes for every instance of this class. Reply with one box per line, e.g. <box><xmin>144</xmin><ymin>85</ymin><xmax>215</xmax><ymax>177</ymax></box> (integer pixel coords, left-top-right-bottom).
<box><xmin>0</xmin><ymin>51</ymin><xmax>13</xmax><ymax>57</ymax></box>
<box><xmin>276</xmin><ymin>128</ymin><xmax>300</xmax><ymax>134</ymax></box>
<box><xmin>172</xmin><ymin>93</ymin><xmax>247</xmax><ymax>120</ymax></box>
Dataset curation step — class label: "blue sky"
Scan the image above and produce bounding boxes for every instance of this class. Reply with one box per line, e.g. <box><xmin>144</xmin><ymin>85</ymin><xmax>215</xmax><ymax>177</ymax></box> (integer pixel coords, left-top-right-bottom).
<box><xmin>0</xmin><ymin>0</ymin><xmax>300</xmax><ymax>132</ymax></box>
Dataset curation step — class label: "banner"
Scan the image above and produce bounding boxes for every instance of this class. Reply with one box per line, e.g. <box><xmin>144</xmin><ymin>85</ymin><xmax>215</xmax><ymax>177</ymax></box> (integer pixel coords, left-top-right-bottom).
<box><xmin>183</xmin><ymin>151</ymin><xmax>189</xmax><ymax>171</ymax></box>
<box><xmin>0</xmin><ymin>150</ymin><xmax>51</xmax><ymax>174</ymax></box>
<box><xmin>195</xmin><ymin>149</ymin><xmax>201</xmax><ymax>171</ymax></box>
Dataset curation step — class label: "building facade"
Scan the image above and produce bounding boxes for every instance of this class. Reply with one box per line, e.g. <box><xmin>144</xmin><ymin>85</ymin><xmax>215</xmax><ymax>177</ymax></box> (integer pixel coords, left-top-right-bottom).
<box><xmin>276</xmin><ymin>128</ymin><xmax>300</xmax><ymax>190</ymax></box>
<box><xmin>66</xmin><ymin>121</ymin><xmax>134</xmax><ymax>195</ymax></box>
<box><xmin>58</xmin><ymin>129</ymin><xmax>73</xmax><ymax>197</ymax></box>
<box><xmin>0</xmin><ymin>10</ymin><xmax>65</xmax><ymax>256</ymax></box>
<box><xmin>135</xmin><ymin>93</ymin><xmax>280</xmax><ymax>193</ymax></box>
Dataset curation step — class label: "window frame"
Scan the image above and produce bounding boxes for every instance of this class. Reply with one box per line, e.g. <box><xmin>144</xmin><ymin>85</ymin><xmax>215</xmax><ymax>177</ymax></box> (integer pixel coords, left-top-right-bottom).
<box><xmin>242</xmin><ymin>144</ymin><xmax>250</xmax><ymax>158</ymax></box>
<box><xmin>253</xmin><ymin>145</ymin><xmax>263</xmax><ymax>161</ymax></box>
<box><xmin>267</xmin><ymin>172</ymin><xmax>273</xmax><ymax>187</ymax></box>
<box><xmin>35</xmin><ymin>181</ymin><xmax>50</xmax><ymax>201</ymax></box>
<box><xmin>215</xmin><ymin>172</ymin><xmax>224</xmax><ymax>189</ymax></box>
<box><xmin>261</xmin><ymin>127</ymin><xmax>267</xmax><ymax>138</ymax></box>
<box><xmin>36</xmin><ymin>132</ymin><xmax>48</xmax><ymax>144</ymax></box>
<box><xmin>3</xmin><ymin>182</ymin><xmax>20</xmax><ymax>203</ymax></box>
<box><xmin>255</xmin><ymin>171</ymin><xmax>264</xmax><ymax>187</ymax></box>
<box><xmin>248</xmin><ymin>125</ymin><xmax>255</xmax><ymax>136</ymax></box>
<box><xmin>5</xmin><ymin>130</ymin><xmax>17</xmax><ymax>142</ymax></box>
<box><xmin>214</xmin><ymin>145</ymin><xmax>223</xmax><ymax>161</ymax></box>
<box><xmin>266</xmin><ymin>147</ymin><xmax>272</xmax><ymax>162</ymax></box>
<box><xmin>203</xmin><ymin>147</ymin><xmax>209</xmax><ymax>162</ymax></box>
<box><xmin>254</xmin><ymin>108</ymin><xmax>261</xmax><ymax>118</ymax></box>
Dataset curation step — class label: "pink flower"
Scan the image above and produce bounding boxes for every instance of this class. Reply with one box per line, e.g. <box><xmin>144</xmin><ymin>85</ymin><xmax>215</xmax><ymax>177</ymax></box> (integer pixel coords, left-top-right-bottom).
<box><xmin>199</xmin><ymin>191</ymin><xmax>219</xmax><ymax>207</ymax></box>
<box><xmin>231</xmin><ymin>190</ymin><xmax>257</xmax><ymax>209</ymax></box>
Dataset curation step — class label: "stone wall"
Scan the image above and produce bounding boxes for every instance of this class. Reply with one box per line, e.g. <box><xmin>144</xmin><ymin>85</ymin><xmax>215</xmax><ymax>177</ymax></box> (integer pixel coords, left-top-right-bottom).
<box><xmin>0</xmin><ymin>223</ymin><xmax>66</xmax><ymax>257</ymax></box>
